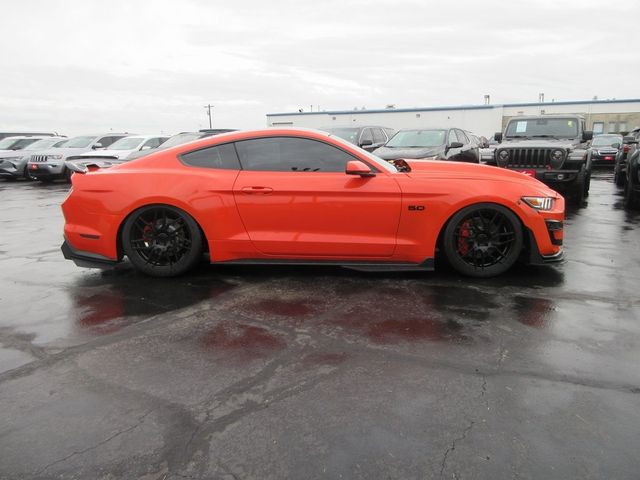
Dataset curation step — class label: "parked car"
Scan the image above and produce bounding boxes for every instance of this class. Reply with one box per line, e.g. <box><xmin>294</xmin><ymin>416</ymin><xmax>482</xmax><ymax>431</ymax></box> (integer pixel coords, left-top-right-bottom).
<box><xmin>61</xmin><ymin>128</ymin><xmax>564</xmax><ymax>279</ymax></box>
<box><xmin>488</xmin><ymin>115</ymin><xmax>593</xmax><ymax>205</ymax></box>
<box><xmin>615</xmin><ymin>135</ymin><xmax>639</xmax><ymax>187</ymax></box>
<box><xmin>373</xmin><ymin>128</ymin><xmax>480</xmax><ymax>164</ymax></box>
<box><xmin>321</xmin><ymin>126</ymin><xmax>395</xmax><ymax>152</ymax></box>
<box><xmin>73</xmin><ymin>135</ymin><xmax>168</xmax><ymax>161</ymax></box>
<box><xmin>0</xmin><ymin>131</ymin><xmax>59</xmax><ymax>141</ymax></box>
<box><xmin>623</xmin><ymin>141</ymin><xmax>640</xmax><ymax>209</ymax></box>
<box><xmin>589</xmin><ymin>134</ymin><xmax>623</xmax><ymax>168</ymax></box>
<box><xmin>27</xmin><ymin>133</ymin><xmax>131</xmax><ymax>182</ymax></box>
<box><xmin>0</xmin><ymin>137</ymin><xmax>67</xmax><ymax>180</ymax></box>
<box><xmin>0</xmin><ymin>136</ymin><xmax>49</xmax><ymax>153</ymax></box>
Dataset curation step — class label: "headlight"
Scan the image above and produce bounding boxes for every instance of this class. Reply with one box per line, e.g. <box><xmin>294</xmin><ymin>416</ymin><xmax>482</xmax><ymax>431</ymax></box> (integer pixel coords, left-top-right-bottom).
<box><xmin>522</xmin><ymin>196</ymin><xmax>554</xmax><ymax>211</ymax></box>
<box><xmin>497</xmin><ymin>149</ymin><xmax>510</xmax><ymax>166</ymax></box>
<box><xmin>49</xmin><ymin>154</ymin><xmax>63</xmax><ymax>160</ymax></box>
<box><xmin>549</xmin><ymin>149</ymin><xmax>565</xmax><ymax>169</ymax></box>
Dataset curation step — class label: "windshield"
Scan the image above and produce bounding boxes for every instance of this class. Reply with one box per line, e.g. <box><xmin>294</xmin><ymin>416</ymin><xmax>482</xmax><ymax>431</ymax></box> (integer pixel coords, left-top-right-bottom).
<box><xmin>159</xmin><ymin>133</ymin><xmax>202</xmax><ymax>149</ymax></box>
<box><xmin>386</xmin><ymin>130</ymin><xmax>446</xmax><ymax>148</ymax></box>
<box><xmin>0</xmin><ymin>138</ymin><xmax>29</xmax><ymax>149</ymax></box>
<box><xmin>505</xmin><ymin>118</ymin><xmax>579</xmax><ymax>138</ymax></box>
<box><xmin>592</xmin><ymin>135</ymin><xmax>621</xmax><ymax>147</ymax></box>
<box><xmin>107</xmin><ymin>137</ymin><xmax>145</xmax><ymax>150</ymax></box>
<box><xmin>23</xmin><ymin>138</ymin><xmax>62</xmax><ymax>150</ymax></box>
<box><xmin>2</xmin><ymin>138</ymin><xmax>39</xmax><ymax>150</ymax></box>
<box><xmin>327</xmin><ymin>134</ymin><xmax>398</xmax><ymax>173</ymax></box>
<box><xmin>324</xmin><ymin>128</ymin><xmax>360</xmax><ymax>145</ymax></box>
<box><xmin>64</xmin><ymin>136</ymin><xmax>97</xmax><ymax>148</ymax></box>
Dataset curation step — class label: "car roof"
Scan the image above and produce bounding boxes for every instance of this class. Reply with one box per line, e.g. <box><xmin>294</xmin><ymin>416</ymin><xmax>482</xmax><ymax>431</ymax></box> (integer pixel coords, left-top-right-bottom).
<box><xmin>509</xmin><ymin>114</ymin><xmax>585</xmax><ymax>120</ymax></box>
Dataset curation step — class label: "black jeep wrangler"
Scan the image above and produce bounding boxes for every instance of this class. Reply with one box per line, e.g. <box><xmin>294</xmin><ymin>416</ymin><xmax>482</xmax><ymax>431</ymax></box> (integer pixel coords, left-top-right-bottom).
<box><xmin>487</xmin><ymin>115</ymin><xmax>593</xmax><ymax>205</ymax></box>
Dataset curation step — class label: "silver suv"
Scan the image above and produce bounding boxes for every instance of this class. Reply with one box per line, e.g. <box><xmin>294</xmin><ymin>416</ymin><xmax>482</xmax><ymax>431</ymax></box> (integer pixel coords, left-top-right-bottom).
<box><xmin>0</xmin><ymin>137</ymin><xmax>67</xmax><ymax>180</ymax></box>
<box><xmin>28</xmin><ymin>133</ymin><xmax>131</xmax><ymax>182</ymax></box>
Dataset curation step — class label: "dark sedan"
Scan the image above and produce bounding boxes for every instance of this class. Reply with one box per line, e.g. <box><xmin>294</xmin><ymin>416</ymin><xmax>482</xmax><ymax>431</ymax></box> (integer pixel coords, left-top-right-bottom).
<box><xmin>590</xmin><ymin>134</ymin><xmax>622</xmax><ymax>168</ymax></box>
<box><xmin>372</xmin><ymin>128</ymin><xmax>480</xmax><ymax>164</ymax></box>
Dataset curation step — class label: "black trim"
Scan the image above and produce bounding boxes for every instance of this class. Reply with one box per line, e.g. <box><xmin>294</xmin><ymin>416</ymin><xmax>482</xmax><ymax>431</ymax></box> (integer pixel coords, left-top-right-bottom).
<box><xmin>61</xmin><ymin>239</ymin><xmax>119</xmax><ymax>269</ymax></box>
<box><xmin>526</xmin><ymin>230</ymin><xmax>564</xmax><ymax>265</ymax></box>
<box><xmin>216</xmin><ymin>257</ymin><xmax>435</xmax><ymax>272</ymax></box>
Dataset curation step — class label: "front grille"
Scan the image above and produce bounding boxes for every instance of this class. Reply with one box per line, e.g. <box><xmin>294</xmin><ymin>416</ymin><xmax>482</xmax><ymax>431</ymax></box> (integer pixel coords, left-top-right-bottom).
<box><xmin>596</xmin><ymin>149</ymin><xmax>617</xmax><ymax>155</ymax></box>
<box><xmin>30</xmin><ymin>155</ymin><xmax>48</xmax><ymax>162</ymax></box>
<box><xmin>498</xmin><ymin>148</ymin><xmax>553</xmax><ymax>168</ymax></box>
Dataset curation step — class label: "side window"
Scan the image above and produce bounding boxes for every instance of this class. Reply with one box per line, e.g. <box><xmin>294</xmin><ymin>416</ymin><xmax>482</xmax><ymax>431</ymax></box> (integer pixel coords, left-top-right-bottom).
<box><xmin>448</xmin><ymin>129</ymin><xmax>459</xmax><ymax>144</ymax></box>
<box><xmin>372</xmin><ymin>128</ymin><xmax>386</xmax><ymax>144</ymax></box>
<box><xmin>99</xmin><ymin>136</ymin><xmax>122</xmax><ymax>147</ymax></box>
<box><xmin>592</xmin><ymin>122</ymin><xmax>604</xmax><ymax>134</ymax></box>
<box><xmin>235</xmin><ymin>137</ymin><xmax>356</xmax><ymax>173</ymax></box>
<box><xmin>142</xmin><ymin>138</ymin><xmax>161</xmax><ymax>149</ymax></box>
<box><xmin>180</xmin><ymin>143</ymin><xmax>241</xmax><ymax>170</ymax></box>
<box><xmin>360</xmin><ymin>128</ymin><xmax>373</xmax><ymax>144</ymax></box>
<box><xmin>456</xmin><ymin>129</ymin><xmax>469</xmax><ymax>144</ymax></box>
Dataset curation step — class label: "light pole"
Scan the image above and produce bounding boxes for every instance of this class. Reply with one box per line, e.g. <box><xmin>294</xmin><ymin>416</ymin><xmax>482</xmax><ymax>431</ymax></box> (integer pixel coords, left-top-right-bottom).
<box><xmin>204</xmin><ymin>104</ymin><xmax>213</xmax><ymax>129</ymax></box>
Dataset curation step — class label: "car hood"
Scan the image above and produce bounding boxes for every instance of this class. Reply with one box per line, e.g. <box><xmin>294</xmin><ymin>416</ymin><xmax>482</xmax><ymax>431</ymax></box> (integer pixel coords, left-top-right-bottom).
<box><xmin>498</xmin><ymin>138</ymin><xmax>582</xmax><ymax>149</ymax></box>
<box><xmin>403</xmin><ymin>159</ymin><xmax>558</xmax><ymax>194</ymax></box>
<box><xmin>0</xmin><ymin>150</ymin><xmax>29</xmax><ymax>159</ymax></box>
<box><xmin>373</xmin><ymin>146</ymin><xmax>444</xmax><ymax>160</ymax></box>
<box><xmin>29</xmin><ymin>147</ymin><xmax>90</xmax><ymax>158</ymax></box>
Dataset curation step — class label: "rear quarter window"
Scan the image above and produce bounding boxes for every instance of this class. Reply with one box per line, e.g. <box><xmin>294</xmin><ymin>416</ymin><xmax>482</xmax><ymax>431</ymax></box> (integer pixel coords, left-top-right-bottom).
<box><xmin>180</xmin><ymin>143</ymin><xmax>240</xmax><ymax>170</ymax></box>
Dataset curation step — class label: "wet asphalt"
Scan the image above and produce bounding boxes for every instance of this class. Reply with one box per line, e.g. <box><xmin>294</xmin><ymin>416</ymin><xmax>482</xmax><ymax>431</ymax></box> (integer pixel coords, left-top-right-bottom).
<box><xmin>0</xmin><ymin>171</ymin><xmax>638</xmax><ymax>479</ymax></box>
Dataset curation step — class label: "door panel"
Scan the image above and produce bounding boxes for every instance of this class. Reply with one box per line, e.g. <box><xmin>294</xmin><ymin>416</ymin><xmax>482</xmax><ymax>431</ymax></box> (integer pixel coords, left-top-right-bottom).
<box><xmin>233</xmin><ymin>171</ymin><xmax>402</xmax><ymax>257</ymax></box>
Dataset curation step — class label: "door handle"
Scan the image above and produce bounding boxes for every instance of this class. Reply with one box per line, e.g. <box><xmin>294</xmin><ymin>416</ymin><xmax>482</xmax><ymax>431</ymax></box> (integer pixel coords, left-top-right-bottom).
<box><xmin>241</xmin><ymin>186</ymin><xmax>273</xmax><ymax>194</ymax></box>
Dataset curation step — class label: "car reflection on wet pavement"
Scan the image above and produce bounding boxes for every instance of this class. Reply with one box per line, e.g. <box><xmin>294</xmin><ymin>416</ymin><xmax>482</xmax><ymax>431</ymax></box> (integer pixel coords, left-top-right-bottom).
<box><xmin>0</xmin><ymin>172</ymin><xmax>639</xmax><ymax>479</ymax></box>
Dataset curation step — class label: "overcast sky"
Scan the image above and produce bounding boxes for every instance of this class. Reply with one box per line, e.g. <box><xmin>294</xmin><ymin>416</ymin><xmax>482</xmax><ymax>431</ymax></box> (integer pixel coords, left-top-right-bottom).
<box><xmin>1</xmin><ymin>0</ymin><xmax>638</xmax><ymax>136</ymax></box>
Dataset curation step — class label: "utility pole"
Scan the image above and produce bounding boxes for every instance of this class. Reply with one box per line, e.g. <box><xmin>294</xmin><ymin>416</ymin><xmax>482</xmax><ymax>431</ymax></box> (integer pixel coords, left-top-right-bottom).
<box><xmin>204</xmin><ymin>104</ymin><xmax>213</xmax><ymax>129</ymax></box>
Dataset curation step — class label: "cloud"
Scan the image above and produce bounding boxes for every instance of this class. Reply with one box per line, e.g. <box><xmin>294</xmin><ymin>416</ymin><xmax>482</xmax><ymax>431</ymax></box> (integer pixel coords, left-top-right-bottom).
<box><xmin>0</xmin><ymin>0</ymin><xmax>638</xmax><ymax>134</ymax></box>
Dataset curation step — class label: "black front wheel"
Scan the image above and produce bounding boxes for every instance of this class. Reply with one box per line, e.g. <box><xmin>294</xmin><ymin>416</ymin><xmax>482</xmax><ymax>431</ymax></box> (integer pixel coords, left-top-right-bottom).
<box><xmin>443</xmin><ymin>203</ymin><xmax>523</xmax><ymax>278</ymax></box>
<box><xmin>122</xmin><ymin>205</ymin><xmax>203</xmax><ymax>277</ymax></box>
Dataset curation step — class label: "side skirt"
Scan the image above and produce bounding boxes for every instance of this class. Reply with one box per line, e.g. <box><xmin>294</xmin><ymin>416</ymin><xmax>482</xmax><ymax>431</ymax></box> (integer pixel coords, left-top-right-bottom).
<box><xmin>215</xmin><ymin>258</ymin><xmax>435</xmax><ymax>272</ymax></box>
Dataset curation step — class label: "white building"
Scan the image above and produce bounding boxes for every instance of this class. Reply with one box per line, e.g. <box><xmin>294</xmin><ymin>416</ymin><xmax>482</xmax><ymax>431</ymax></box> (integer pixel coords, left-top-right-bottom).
<box><xmin>266</xmin><ymin>99</ymin><xmax>640</xmax><ymax>137</ymax></box>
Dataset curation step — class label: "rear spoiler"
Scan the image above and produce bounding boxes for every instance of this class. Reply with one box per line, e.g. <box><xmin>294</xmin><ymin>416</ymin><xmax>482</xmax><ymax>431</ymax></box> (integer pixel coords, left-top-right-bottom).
<box><xmin>65</xmin><ymin>155</ymin><xmax>120</xmax><ymax>174</ymax></box>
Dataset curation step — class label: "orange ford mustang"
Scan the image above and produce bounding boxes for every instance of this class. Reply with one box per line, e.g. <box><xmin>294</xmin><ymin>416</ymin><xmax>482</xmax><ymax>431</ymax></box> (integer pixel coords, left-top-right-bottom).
<box><xmin>61</xmin><ymin>128</ymin><xmax>564</xmax><ymax>278</ymax></box>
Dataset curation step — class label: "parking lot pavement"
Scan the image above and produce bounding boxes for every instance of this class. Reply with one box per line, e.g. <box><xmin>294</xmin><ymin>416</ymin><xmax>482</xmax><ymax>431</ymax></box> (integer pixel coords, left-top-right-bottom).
<box><xmin>0</xmin><ymin>172</ymin><xmax>639</xmax><ymax>479</ymax></box>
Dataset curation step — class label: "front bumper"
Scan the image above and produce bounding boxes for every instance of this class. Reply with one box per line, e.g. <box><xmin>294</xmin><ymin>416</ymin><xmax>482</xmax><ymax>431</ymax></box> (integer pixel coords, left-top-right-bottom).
<box><xmin>27</xmin><ymin>162</ymin><xmax>65</xmax><ymax>179</ymax></box>
<box><xmin>591</xmin><ymin>155</ymin><xmax>617</xmax><ymax>167</ymax></box>
<box><xmin>61</xmin><ymin>239</ymin><xmax>119</xmax><ymax>269</ymax></box>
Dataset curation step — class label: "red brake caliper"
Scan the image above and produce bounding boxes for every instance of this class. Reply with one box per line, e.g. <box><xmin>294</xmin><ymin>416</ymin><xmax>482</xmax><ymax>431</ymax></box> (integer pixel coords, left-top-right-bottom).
<box><xmin>457</xmin><ymin>220</ymin><xmax>472</xmax><ymax>255</ymax></box>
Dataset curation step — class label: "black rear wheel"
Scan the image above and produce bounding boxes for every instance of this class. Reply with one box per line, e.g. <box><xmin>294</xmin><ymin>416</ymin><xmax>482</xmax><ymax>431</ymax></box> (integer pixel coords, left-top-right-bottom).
<box><xmin>122</xmin><ymin>205</ymin><xmax>203</xmax><ymax>277</ymax></box>
<box><xmin>443</xmin><ymin>203</ymin><xmax>523</xmax><ymax>278</ymax></box>
<box><xmin>624</xmin><ymin>168</ymin><xmax>640</xmax><ymax>210</ymax></box>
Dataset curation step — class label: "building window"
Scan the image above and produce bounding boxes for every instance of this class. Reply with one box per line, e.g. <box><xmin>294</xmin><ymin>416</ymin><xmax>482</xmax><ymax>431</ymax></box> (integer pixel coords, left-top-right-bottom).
<box><xmin>332</xmin><ymin>116</ymin><xmax>336</xmax><ymax>121</ymax></box>
<box><xmin>593</xmin><ymin>122</ymin><xmax>604</xmax><ymax>134</ymax></box>
<box><xmin>416</xmin><ymin>113</ymin><xmax>421</xmax><ymax>118</ymax></box>
<box><xmin>608</xmin><ymin>122</ymin><xmax>617</xmax><ymax>133</ymax></box>
<box><xmin>619</xmin><ymin>122</ymin><xmax>628</xmax><ymax>133</ymax></box>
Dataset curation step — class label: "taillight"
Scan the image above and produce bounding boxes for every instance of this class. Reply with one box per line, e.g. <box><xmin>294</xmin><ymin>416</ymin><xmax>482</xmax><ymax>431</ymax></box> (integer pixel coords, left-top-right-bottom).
<box><xmin>624</xmin><ymin>145</ymin><xmax>630</xmax><ymax>153</ymax></box>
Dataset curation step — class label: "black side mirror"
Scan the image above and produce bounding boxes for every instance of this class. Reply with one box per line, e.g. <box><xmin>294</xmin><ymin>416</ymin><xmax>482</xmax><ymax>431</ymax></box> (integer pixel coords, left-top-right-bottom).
<box><xmin>92</xmin><ymin>143</ymin><xmax>104</xmax><ymax>150</ymax></box>
<box><xmin>360</xmin><ymin>139</ymin><xmax>373</xmax><ymax>147</ymax></box>
<box><xmin>582</xmin><ymin>130</ymin><xmax>593</xmax><ymax>141</ymax></box>
<box><xmin>494</xmin><ymin>132</ymin><xmax>503</xmax><ymax>142</ymax></box>
<box><xmin>448</xmin><ymin>142</ymin><xmax>464</xmax><ymax>150</ymax></box>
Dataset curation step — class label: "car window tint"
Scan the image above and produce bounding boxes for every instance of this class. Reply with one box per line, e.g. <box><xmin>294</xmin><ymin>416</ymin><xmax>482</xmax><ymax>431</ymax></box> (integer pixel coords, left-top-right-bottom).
<box><xmin>360</xmin><ymin>128</ymin><xmax>373</xmax><ymax>144</ymax></box>
<box><xmin>372</xmin><ymin>128</ymin><xmax>386</xmax><ymax>144</ymax></box>
<box><xmin>142</xmin><ymin>138</ymin><xmax>161</xmax><ymax>148</ymax></box>
<box><xmin>180</xmin><ymin>143</ymin><xmax>241</xmax><ymax>170</ymax></box>
<box><xmin>448</xmin><ymin>129</ymin><xmax>459</xmax><ymax>144</ymax></box>
<box><xmin>235</xmin><ymin>137</ymin><xmax>356</xmax><ymax>173</ymax></box>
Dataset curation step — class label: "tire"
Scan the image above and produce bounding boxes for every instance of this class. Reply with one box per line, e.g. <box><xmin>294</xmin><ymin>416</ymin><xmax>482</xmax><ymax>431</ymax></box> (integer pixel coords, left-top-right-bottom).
<box><xmin>614</xmin><ymin>169</ymin><xmax>625</xmax><ymax>187</ymax></box>
<box><xmin>443</xmin><ymin>203</ymin><xmax>523</xmax><ymax>278</ymax></box>
<box><xmin>64</xmin><ymin>167</ymin><xmax>73</xmax><ymax>183</ymax></box>
<box><xmin>624</xmin><ymin>167</ymin><xmax>640</xmax><ymax>210</ymax></box>
<box><xmin>570</xmin><ymin>167</ymin><xmax>585</xmax><ymax>207</ymax></box>
<box><xmin>583</xmin><ymin>169</ymin><xmax>591</xmax><ymax>198</ymax></box>
<box><xmin>22</xmin><ymin>166</ymin><xmax>34</xmax><ymax>181</ymax></box>
<box><xmin>122</xmin><ymin>205</ymin><xmax>203</xmax><ymax>277</ymax></box>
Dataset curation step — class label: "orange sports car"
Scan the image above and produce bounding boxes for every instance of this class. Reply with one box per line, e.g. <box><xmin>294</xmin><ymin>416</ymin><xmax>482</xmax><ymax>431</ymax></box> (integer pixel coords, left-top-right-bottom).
<box><xmin>61</xmin><ymin>128</ymin><xmax>564</xmax><ymax>278</ymax></box>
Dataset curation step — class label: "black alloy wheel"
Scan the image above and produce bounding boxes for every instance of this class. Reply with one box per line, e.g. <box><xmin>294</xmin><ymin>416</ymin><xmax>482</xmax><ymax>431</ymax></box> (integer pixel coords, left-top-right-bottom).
<box><xmin>122</xmin><ymin>205</ymin><xmax>203</xmax><ymax>277</ymax></box>
<box><xmin>443</xmin><ymin>203</ymin><xmax>523</xmax><ymax>278</ymax></box>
